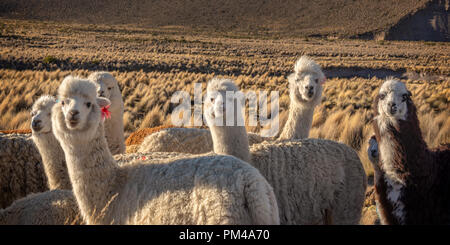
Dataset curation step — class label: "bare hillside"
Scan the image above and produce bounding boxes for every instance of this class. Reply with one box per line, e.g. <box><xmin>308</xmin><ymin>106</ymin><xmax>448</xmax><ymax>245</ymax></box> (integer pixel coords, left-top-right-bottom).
<box><xmin>0</xmin><ymin>0</ymin><xmax>437</xmax><ymax>38</ymax></box>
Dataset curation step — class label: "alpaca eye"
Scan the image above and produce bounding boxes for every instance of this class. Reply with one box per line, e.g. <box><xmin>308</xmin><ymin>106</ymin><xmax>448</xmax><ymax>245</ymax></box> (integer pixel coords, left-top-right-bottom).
<box><xmin>86</xmin><ymin>102</ymin><xmax>91</xmax><ymax>108</ymax></box>
<box><xmin>210</xmin><ymin>97</ymin><xmax>215</xmax><ymax>103</ymax></box>
<box><xmin>108</xmin><ymin>87</ymin><xmax>112</xmax><ymax>90</ymax></box>
<box><xmin>61</xmin><ymin>101</ymin><xmax>65</xmax><ymax>105</ymax></box>
<box><xmin>379</xmin><ymin>94</ymin><xmax>385</xmax><ymax>100</ymax></box>
<box><xmin>402</xmin><ymin>94</ymin><xmax>408</xmax><ymax>102</ymax></box>
<box><xmin>48</xmin><ymin>113</ymin><xmax>51</xmax><ymax>116</ymax></box>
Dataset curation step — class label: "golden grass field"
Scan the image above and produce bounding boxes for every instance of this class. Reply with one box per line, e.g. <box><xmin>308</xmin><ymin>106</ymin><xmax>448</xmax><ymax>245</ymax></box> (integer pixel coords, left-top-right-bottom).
<box><xmin>1</xmin><ymin>18</ymin><xmax>449</xmax><ymax>181</ymax></box>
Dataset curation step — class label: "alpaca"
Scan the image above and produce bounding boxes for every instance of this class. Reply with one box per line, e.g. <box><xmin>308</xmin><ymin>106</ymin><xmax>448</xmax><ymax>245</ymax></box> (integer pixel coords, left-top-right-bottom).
<box><xmin>0</xmin><ymin>190</ymin><xmax>81</xmax><ymax>225</ymax></box>
<box><xmin>88</xmin><ymin>72</ymin><xmax>125</xmax><ymax>155</ymax></box>
<box><xmin>373</xmin><ymin>78</ymin><xmax>450</xmax><ymax>225</ymax></box>
<box><xmin>31</xmin><ymin>95</ymin><xmax>71</xmax><ymax>190</ymax></box>
<box><xmin>279</xmin><ymin>56</ymin><xmax>326</xmax><ymax>140</ymax></box>
<box><xmin>51</xmin><ymin>76</ymin><xmax>279</xmax><ymax>225</ymax></box>
<box><xmin>0</xmin><ymin>133</ymin><xmax>48</xmax><ymax>208</ymax></box>
<box><xmin>204</xmin><ymin>78</ymin><xmax>366</xmax><ymax>225</ymax></box>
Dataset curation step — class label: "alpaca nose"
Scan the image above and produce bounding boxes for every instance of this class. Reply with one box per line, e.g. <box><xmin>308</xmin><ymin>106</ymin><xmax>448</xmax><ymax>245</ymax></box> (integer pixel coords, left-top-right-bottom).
<box><xmin>388</xmin><ymin>102</ymin><xmax>397</xmax><ymax>114</ymax></box>
<box><xmin>305</xmin><ymin>85</ymin><xmax>314</xmax><ymax>97</ymax></box>
<box><xmin>32</xmin><ymin>119</ymin><xmax>42</xmax><ymax>130</ymax></box>
<box><xmin>69</xmin><ymin>110</ymin><xmax>79</xmax><ymax>120</ymax></box>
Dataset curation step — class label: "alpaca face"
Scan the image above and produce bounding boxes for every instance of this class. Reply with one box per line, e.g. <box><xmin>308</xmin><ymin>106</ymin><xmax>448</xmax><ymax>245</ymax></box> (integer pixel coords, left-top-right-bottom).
<box><xmin>367</xmin><ymin>135</ymin><xmax>379</xmax><ymax>165</ymax></box>
<box><xmin>60</xmin><ymin>95</ymin><xmax>97</xmax><ymax>130</ymax></box>
<box><xmin>204</xmin><ymin>90</ymin><xmax>230</xmax><ymax>126</ymax></box>
<box><xmin>377</xmin><ymin>79</ymin><xmax>410</xmax><ymax>122</ymax></box>
<box><xmin>94</xmin><ymin>78</ymin><xmax>118</xmax><ymax>101</ymax></box>
<box><xmin>291</xmin><ymin>72</ymin><xmax>322</xmax><ymax>103</ymax></box>
<box><xmin>31</xmin><ymin>96</ymin><xmax>56</xmax><ymax>134</ymax></box>
<box><xmin>31</xmin><ymin>105</ymin><xmax>53</xmax><ymax>134</ymax></box>
<box><xmin>204</xmin><ymin>78</ymin><xmax>243</xmax><ymax>127</ymax></box>
<box><xmin>88</xmin><ymin>72</ymin><xmax>120</xmax><ymax>104</ymax></box>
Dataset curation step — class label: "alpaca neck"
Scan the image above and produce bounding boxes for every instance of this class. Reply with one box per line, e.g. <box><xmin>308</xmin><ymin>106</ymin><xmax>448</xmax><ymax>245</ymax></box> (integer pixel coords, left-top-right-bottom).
<box><xmin>376</xmin><ymin>113</ymin><xmax>432</xmax><ymax>186</ymax></box>
<box><xmin>60</xmin><ymin>124</ymin><xmax>119</xmax><ymax>224</ymax></box>
<box><xmin>209</xmin><ymin>124</ymin><xmax>251</xmax><ymax>163</ymax></box>
<box><xmin>33</xmin><ymin>132</ymin><xmax>71</xmax><ymax>190</ymax></box>
<box><xmin>279</xmin><ymin>102</ymin><xmax>315</xmax><ymax>140</ymax></box>
<box><xmin>104</xmin><ymin>100</ymin><xmax>125</xmax><ymax>154</ymax></box>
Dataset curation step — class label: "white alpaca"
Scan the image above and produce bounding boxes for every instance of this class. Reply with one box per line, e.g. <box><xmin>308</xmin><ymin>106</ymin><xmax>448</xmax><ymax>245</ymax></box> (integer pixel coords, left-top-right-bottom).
<box><xmin>0</xmin><ymin>133</ymin><xmax>48</xmax><ymax>208</ymax></box>
<box><xmin>204</xmin><ymin>78</ymin><xmax>366</xmax><ymax>225</ymax></box>
<box><xmin>31</xmin><ymin>95</ymin><xmax>71</xmax><ymax>190</ymax></box>
<box><xmin>279</xmin><ymin>56</ymin><xmax>325</xmax><ymax>140</ymax></box>
<box><xmin>0</xmin><ymin>190</ymin><xmax>81</xmax><ymax>225</ymax></box>
<box><xmin>88</xmin><ymin>72</ymin><xmax>125</xmax><ymax>155</ymax></box>
<box><xmin>136</xmin><ymin>56</ymin><xmax>323</xmax><ymax>154</ymax></box>
<box><xmin>51</xmin><ymin>76</ymin><xmax>279</xmax><ymax>225</ymax></box>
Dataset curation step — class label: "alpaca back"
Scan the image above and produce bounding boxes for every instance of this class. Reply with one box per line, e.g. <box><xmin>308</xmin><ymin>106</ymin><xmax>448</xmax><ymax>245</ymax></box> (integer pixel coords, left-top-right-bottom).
<box><xmin>138</xmin><ymin>128</ymin><xmax>213</xmax><ymax>154</ymax></box>
<box><xmin>0</xmin><ymin>133</ymin><xmax>48</xmax><ymax>208</ymax></box>
<box><xmin>331</xmin><ymin>141</ymin><xmax>367</xmax><ymax>224</ymax></box>
<box><xmin>95</xmin><ymin>154</ymin><xmax>279</xmax><ymax>225</ymax></box>
<box><xmin>0</xmin><ymin>189</ymin><xmax>81</xmax><ymax>225</ymax></box>
<box><xmin>250</xmin><ymin>139</ymin><xmax>346</xmax><ymax>224</ymax></box>
<box><xmin>137</xmin><ymin>127</ymin><xmax>266</xmax><ymax>154</ymax></box>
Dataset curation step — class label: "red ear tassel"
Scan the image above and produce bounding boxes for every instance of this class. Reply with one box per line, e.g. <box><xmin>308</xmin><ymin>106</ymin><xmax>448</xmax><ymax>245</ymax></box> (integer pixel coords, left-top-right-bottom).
<box><xmin>101</xmin><ymin>105</ymin><xmax>111</xmax><ymax>120</ymax></box>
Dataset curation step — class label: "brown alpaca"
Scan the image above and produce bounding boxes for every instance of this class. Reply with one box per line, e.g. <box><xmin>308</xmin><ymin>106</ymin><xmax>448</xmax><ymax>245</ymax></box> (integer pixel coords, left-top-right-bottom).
<box><xmin>372</xmin><ymin>79</ymin><xmax>450</xmax><ymax>225</ymax></box>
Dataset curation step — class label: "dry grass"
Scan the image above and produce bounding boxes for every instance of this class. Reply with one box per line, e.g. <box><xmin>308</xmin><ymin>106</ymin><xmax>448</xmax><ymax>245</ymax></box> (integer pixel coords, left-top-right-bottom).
<box><xmin>0</xmin><ymin>20</ymin><xmax>448</xmax><ymax>178</ymax></box>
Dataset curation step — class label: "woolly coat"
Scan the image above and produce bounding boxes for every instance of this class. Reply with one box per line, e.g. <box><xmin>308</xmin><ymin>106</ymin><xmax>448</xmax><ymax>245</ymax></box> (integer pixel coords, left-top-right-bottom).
<box><xmin>0</xmin><ymin>189</ymin><xmax>81</xmax><ymax>225</ymax></box>
<box><xmin>249</xmin><ymin>139</ymin><xmax>366</xmax><ymax>224</ymax></box>
<box><xmin>0</xmin><ymin>133</ymin><xmax>48</xmax><ymax>208</ymax></box>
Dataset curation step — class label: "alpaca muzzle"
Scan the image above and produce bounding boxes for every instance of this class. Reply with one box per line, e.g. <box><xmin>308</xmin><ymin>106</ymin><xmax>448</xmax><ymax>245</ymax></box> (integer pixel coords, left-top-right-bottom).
<box><xmin>31</xmin><ymin>119</ymin><xmax>42</xmax><ymax>132</ymax></box>
<box><xmin>67</xmin><ymin>110</ymin><xmax>80</xmax><ymax>127</ymax></box>
<box><xmin>389</xmin><ymin>104</ymin><xmax>397</xmax><ymax>115</ymax></box>
<box><xmin>371</xmin><ymin>149</ymin><xmax>378</xmax><ymax>159</ymax></box>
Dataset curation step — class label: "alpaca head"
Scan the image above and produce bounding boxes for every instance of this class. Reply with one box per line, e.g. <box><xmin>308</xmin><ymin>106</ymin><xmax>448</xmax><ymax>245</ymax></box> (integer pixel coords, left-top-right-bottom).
<box><xmin>204</xmin><ymin>78</ymin><xmax>243</xmax><ymax>127</ymax></box>
<box><xmin>367</xmin><ymin>135</ymin><xmax>379</xmax><ymax>165</ymax></box>
<box><xmin>376</xmin><ymin>79</ymin><xmax>412</xmax><ymax>126</ymax></box>
<box><xmin>52</xmin><ymin>76</ymin><xmax>110</xmax><ymax>141</ymax></box>
<box><xmin>30</xmin><ymin>95</ymin><xmax>57</xmax><ymax>134</ymax></box>
<box><xmin>289</xmin><ymin>56</ymin><xmax>325</xmax><ymax>106</ymax></box>
<box><xmin>88</xmin><ymin>72</ymin><xmax>120</xmax><ymax>104</ymax></box>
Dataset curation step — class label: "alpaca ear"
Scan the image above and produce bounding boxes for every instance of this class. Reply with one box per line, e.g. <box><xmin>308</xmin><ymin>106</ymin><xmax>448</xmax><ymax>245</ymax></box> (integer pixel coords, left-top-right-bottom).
<box><xmin>97</xmin><ymin>97</ymin><xmax>111</xmax><ymax>108</ymax></box>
